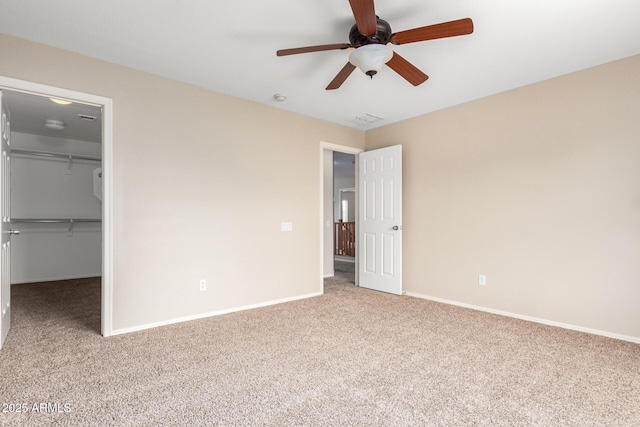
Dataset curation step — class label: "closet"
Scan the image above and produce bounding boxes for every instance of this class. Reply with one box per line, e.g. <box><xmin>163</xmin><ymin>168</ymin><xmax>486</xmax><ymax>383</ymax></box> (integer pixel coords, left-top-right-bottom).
<box><xmin>0</xmin><ymin>86</ymin><xmax>107</xmax><ymax>348</ymax></box>
<box><xmin>9</xmin><ymin>126</ymin><xmax>102</xmax><ymax>284</ymax></box>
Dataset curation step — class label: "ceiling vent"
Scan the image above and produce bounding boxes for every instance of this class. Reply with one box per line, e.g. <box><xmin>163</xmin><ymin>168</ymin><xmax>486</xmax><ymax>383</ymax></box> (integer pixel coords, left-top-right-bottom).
<box><xmin>78</xmin><ymin>114</ymin><xmax>96</xmax><ymax>121</ymax></box>
<box><xmin>347</xmin><ymin>113</ymin><xmax>384</xmax><ymax>126</ymax></box>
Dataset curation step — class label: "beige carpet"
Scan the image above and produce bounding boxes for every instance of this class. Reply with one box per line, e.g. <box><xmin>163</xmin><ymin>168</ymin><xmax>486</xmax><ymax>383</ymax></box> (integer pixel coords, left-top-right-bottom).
<box><xmin>0</xmin><ymin>275</ymin><xmax>639</xmax><ymax>426</ymax></box>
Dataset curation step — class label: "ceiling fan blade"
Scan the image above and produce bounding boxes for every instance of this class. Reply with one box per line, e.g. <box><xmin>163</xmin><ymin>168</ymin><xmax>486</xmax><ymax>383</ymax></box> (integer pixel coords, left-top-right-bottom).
<box><xmin>390</xmin><ymin>18</ymin><xmax>473</xmax><ymax>45</ymax></box>
<box><xmin>277</xmin><ymin>43</ymin><xmax>352</xmax><ymax>56</ymax></box>
<box><xmin>386</xmin><ymin>52</ymin><xmax>429</xmax><ymax>86</ymax></box>
<box><xmin>326</xmin><ymin>62</ymin><xmax>357</xmax><ymax>90</ymax></box>
<box><xmin>349</xmin><ymin>0</ymin><xmax>377</xmax><ymax>36</ymax></box>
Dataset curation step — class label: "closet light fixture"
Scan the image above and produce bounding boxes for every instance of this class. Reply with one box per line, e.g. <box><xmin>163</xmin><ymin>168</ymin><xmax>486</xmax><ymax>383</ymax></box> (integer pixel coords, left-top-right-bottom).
<box><xmin>49</xmin><ymin>98</ymin><xmax>73</xmax><ymax>105</ymax></box>
<box><xmin>44</xmin><ymin>119</ymin><xmax>65</xmax><ymax>131</ymax></box>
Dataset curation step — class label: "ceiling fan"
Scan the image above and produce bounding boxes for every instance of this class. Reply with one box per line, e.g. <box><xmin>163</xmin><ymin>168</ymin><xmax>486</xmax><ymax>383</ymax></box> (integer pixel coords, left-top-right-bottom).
<box><xmin>276</xmin><ymin>0</ymin><xmax>473</xmax><ymax>90</ymax></box>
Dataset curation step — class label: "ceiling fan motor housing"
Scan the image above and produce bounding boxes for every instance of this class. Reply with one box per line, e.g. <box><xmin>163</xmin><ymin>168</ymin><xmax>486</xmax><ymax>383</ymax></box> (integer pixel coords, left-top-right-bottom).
<box><xmin>349</xmin><ymin>17</ymin><xmax>392</xmax><ymax>47</ymax></box>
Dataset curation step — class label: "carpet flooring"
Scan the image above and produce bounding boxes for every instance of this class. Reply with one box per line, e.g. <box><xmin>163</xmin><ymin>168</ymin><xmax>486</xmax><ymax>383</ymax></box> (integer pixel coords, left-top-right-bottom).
<box><xmin>0</xmin><ymin>273</ymin><xmax>639</xmax><ymax>426</ymax></box>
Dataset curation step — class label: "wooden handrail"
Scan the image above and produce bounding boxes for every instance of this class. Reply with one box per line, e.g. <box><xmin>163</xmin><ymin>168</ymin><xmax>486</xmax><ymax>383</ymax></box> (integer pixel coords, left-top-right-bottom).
<box><xmin>334</xmin><ymin>222</ymin><xmax>355</xmax><ymax>257</ymax></box>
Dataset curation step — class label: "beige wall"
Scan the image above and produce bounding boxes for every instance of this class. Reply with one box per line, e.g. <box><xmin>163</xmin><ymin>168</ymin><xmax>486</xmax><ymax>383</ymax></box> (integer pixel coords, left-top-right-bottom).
<box><xmin>0</xmin><ymin>34</ymin><xmax>365</xmax><ymax>332</ymax></box>
<box><xmin>366</xmin><ymin>55</ymin><xmax>640</xmax><ymax>340</ymax></box>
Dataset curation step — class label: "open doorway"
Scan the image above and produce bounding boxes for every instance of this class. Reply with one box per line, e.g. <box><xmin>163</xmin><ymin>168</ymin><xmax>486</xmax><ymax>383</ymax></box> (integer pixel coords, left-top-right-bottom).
<box><xmin>321</xmin><ymin>143</ymin><xmax>403</xmax><ymax>296</ymax></box>
<box><xmin>5</xmin><ymin>89</ymin><xmax>102</xmax><ymax>332</ymax></box>
<box><xmin>0</xmin><ymin>76</ymin><xmax>113</xmax><ymax>348</ymax></box>
<box><xmin>321</xmin><ymin>142</ymin><xmax>363</xmax><ymax>292</ymax></box>
<box><xmin>332</xmin><ymin>153</ymin><xmax>356</xmax><ymax>284</ymax></box>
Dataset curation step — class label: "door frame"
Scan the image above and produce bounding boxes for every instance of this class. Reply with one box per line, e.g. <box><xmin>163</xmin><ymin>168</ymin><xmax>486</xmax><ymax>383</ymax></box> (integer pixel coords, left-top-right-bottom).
<box><xmin>319</xmin><ymin>141</ymin><xmax>363</xmax><ymax>292</ymax></box>
<box><xmin>0</xmin><ymin>76</ymin><xmax>114</xmax><ymax>337</ymax></box>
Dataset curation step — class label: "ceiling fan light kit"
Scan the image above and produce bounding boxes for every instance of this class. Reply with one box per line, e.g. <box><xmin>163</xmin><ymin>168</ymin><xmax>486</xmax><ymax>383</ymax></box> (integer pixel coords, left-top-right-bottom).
<box><xmin>349</xmin><ymin>44</ymin><xmax>393</xmax><ymax>77</ymax></box>
<box><xmin>276</xmin><ymin>0</ymin><xmax>473</xmax><ymax>90</ymax></box>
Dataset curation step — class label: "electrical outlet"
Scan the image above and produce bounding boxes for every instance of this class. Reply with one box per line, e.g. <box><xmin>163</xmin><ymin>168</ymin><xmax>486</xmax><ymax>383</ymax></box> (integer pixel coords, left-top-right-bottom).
<box><xmin>199</xmin><ymin>279</ymin><xmax>207</xmax><ymax>291</ymax></box>
<box><xmin>478</xmin><ymin>275</ymin><xmax>486</xmax><ymax>286</ymax></box>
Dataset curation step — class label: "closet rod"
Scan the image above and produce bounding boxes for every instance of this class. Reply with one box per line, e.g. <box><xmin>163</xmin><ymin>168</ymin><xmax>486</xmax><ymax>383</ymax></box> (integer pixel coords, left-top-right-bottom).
<box><xmin>10</xmin><ymin>218</ymin><xmax>102</xmax><ymax>223</ymax></box>
<box><xmin>10</xmin><ymin>148</ymin><xmax>102</xmax><ymax>163</ymax></box>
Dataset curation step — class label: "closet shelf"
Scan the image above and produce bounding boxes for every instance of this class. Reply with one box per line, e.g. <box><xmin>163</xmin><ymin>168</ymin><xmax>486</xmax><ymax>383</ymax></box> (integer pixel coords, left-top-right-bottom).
<box><xmin>11</xmin><ymin>218</ymin><xmax>102</xmax><ymax>223</ymax></box>
<box><xmin>10</xmin><ymin>218</ymin><xmax>101</xmax><ymax>237</ymax></box>
<box><xmin>10</xmin><ymin>148</ymin><xmax>101</xmax><ymax>163</ymax></box>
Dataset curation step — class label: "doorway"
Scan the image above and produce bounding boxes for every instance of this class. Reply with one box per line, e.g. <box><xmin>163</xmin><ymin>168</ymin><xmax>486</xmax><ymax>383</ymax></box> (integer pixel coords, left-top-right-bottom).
<box><xmin>320</xmin><ymin>142</ymin><xmax>363</xmax><ymax>292</ymax></box>
<box><xmin>0</xmin><ymin>76</ymin><xmax>113</xmax><ymax>345</ymax></box>
<box><xmin>6</xmin><ymin>90</ymin><xmax>102</xmax><ymax>283</ymax></box>
<box><xmin>333</xmin><ymin>154</ymin><xmax>356</xmax><ymax>284</ymax></box>
<box><xmin>321</xmin><ymin>142</ymin><xmax>404</xmax><ymax>296</ymax></box>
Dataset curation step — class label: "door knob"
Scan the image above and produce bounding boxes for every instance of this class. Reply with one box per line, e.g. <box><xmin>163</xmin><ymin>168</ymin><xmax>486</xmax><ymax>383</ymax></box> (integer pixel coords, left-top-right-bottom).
<box><xmin>392</xmin><ymin>225</ymin><xmax>399</xmax><ymax>231</ymax></box>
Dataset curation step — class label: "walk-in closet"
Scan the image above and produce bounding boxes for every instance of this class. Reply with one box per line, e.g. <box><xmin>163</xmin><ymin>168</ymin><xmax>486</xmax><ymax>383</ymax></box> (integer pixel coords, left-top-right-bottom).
<box><xmin>2</xmin><ymin>90</ymin><xmax>103</xmax><ymax>332</ymax></box>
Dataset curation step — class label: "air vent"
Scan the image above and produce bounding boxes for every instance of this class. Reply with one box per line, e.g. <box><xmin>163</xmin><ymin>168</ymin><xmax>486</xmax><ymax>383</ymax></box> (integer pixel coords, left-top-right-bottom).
<box><xmin>78</xmin><ymin>114</ymin><xmax>96</xmax><ymax>121</ymax></box>
<box><xmin>346</xmin><ymin>113</ymin><xmax>384</xmax><ymax>125</ymax></box>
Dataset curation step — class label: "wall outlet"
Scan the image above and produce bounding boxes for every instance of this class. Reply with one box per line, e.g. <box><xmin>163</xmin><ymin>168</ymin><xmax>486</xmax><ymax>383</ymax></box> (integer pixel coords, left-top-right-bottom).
<box><xmin>478</xmin><ymin>275</ymin><xmax>486</xmax><ymax>286</ymax></box>
<box><xmin>199</xmin><ymin>279</ymin><xmax>207</xmax><ymax>291</ymax></box>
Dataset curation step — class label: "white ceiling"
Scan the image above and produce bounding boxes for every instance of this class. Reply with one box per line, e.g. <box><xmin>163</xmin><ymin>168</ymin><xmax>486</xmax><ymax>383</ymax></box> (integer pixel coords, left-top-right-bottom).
<box><xmin>3</xmin><ymin>90</ymin><xmax>102</xmax><ymax>143</ymax></box>
<box><xmin>1</xmin><ymin>0</ymin><xmax>639</xmax><ymax>131</ymax></box>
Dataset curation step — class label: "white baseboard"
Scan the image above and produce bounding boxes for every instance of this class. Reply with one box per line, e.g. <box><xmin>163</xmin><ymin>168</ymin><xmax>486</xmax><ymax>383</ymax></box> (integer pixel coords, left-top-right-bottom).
<box><xmin>324</xmin><ymin>274</ymin><xmax>334</xmax><ymax>278</ymax></box>
<box><xmin>111</xmin><ymin>291</ymin><xmax>323</xmax><ymax>336</ymax></box>
<box><xmin>405</xmin><ymin>291</ymin><xmax>640</xmax><ymax>344</ymax></box>
<box><xmin>334</xmin><ymin>256</ymin><xmax>355</xmax><ymax>263</ymax></box>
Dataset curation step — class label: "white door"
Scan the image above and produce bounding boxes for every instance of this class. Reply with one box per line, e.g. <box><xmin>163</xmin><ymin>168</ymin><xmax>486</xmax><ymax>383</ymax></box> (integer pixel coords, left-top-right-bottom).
<box><xmin>358</xmin><ymin>145</ymin><xmax>402</xmax><ymax>295</ymax></box>
<box><xmin>0</xmin><ymin>90</ymin><xmax>12</xmax><ymax>348</ymax></box>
